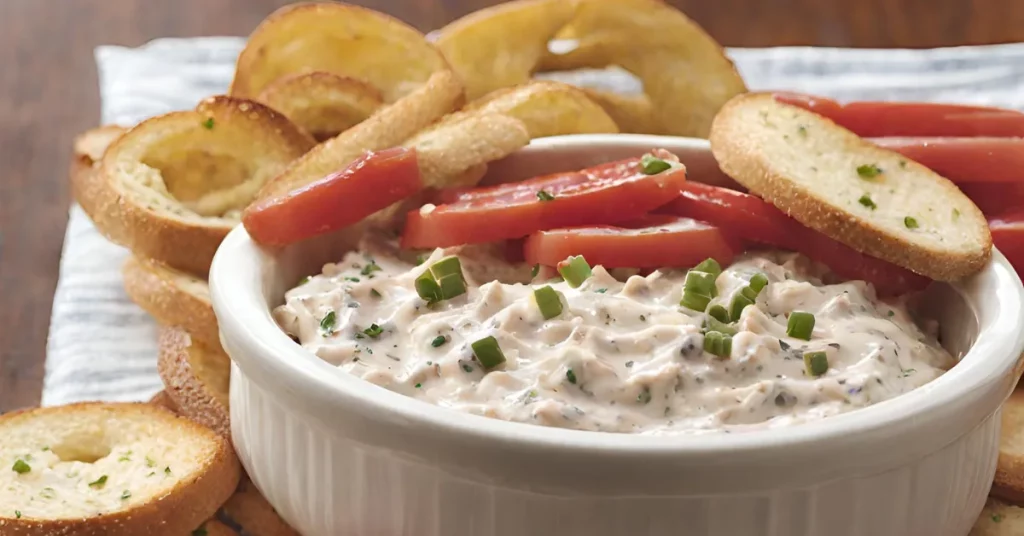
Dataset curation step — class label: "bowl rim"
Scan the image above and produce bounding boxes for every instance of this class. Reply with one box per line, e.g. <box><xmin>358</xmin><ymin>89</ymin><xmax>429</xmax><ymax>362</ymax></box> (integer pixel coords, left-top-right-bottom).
<box><xmin>212</xmin><ymin>134</ymin><xmax>1024</xmax><ymax>461</ymax></box>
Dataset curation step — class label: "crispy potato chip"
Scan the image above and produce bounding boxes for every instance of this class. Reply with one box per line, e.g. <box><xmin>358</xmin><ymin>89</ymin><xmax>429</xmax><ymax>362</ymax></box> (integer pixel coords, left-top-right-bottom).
<box><xmin>434</xmin><ymin>0</ymin><xmax>576</xmax><ymax>100</ymax></box>
<box><xmin>231</xmin><ymin>2</ymin><xmax>448</xmax><ymax>103</ymax></box>
<box><xmin>465</xmin><ymin>80</ymin><xmax>617</xmax><ymax>138</ymax></box>
<box><xmin>257</xmin><ymin>72</ymin><xmax>383</xmax><ymax>141</ymax></box>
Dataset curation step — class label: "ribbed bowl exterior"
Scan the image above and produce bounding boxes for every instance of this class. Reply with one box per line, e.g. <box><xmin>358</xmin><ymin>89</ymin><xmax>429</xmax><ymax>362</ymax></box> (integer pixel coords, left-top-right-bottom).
<box><xmin>231</xmin><ymin>362</ymin><xmax>999</xmax><ymax>536</ymax></box>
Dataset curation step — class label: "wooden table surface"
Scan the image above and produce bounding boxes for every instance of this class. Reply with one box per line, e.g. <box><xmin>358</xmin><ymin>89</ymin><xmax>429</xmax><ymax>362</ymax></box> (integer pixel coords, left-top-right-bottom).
<box><xmin>2</xmin><ymin>0</ymin><xmax>1023</xmax><ymax>413</ymax></box>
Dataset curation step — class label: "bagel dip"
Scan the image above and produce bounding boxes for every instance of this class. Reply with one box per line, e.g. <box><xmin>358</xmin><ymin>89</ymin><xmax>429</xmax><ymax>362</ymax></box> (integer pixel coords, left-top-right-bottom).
<box><xmin>274</xmin><ymin>237</ymin><xmax>954</xmax><ymax>435</ymax></box>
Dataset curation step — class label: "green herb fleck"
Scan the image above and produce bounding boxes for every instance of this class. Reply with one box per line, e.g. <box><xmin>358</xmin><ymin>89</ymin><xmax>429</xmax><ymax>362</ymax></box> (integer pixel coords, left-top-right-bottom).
<box><xmin>363</xmin><ymin>324</ymin><xmax>383</xmax><ymax>338</ymax></box>
<box><xmin>298</xmin><ymin>276</ymin><xmax>311</xmax><ymax>286</ymax></box>
<box><xmin>164</xmin><ymin>466</ymin><xmax>172</xmax><ymax>476</ymax></box>
<box><xmin>145</xmin><ymin>456</ymin><xmax>155</xmax><ymax>468</ymax></box>
<box><xmin>640</xmin><ymin>154</ymin><xmax>672</xmax><ymax>175</ymax></box>
<box><xmin>319</xmin><ymin>311</ymin><xmax>337</xmax><ymax>334</ymax></box>
<box><xmin>361</xmin><ymin>262</ymin><xmax>382</xmax><ymax>276</ymax></box>
<box><xmin>858</xmin><ymin>194</ymin><xmax>877</xmax><ymax>210</ymax></box>
<box><xmin>856</xmin><ymin>164</ymin><xmax>882</xmax><ymax>179</ymax></box>
<box><xmin>904</xmin><ymin>216</ymin><xmax>919</xmax><ymax>229</ymax></box>
<box><xmin>595</xmin><ymin>288</ymin><xmax>607</xmax><ymax>294</ymax></box>
<box><xmin>40</xmin><ymin>446</ymin><xmax>49</xmax><ymax>452</ymax></box>
<box><xmin>415</xmin><ymin>255</ymin><xmax>428</xmax><ymax>266</ymax></box>
<box><xmin>88</xmin><ymin>475</ymin><xmax>108</xmax><ymax>489</ymax></box>
<box><xmin>118</xmin><ymin>450</ymin><xmax>132</xmax><ymax>462</ymax></box>
<box><xmin>193</xmin><ymin>527</ymin><xmax>209</xmax><ymax>536</ymax></box>
<box><xmin>369</xmin><ymin>288</ymin><xmax>382</xmax><ymax>298</ymax></box>
<box><xmin>993</xmin><ymin>514</ymin><xmax>1003</xmax><ymax>523</ymax></box>
<box><xmin>530</xmin><ymin>264</ymin><xmax>540</xmax><ymax>278</ymax></box>
<box><xmin>953</xmin><ymin>208</ymin><xmax>961</xmax><ymax>220</ymax></box>
<box><xmin>637</xmin><ymin>387</ymin><xmax>652</xmax><ymax>404</ymax></box>
<box><xmin>121</xmin><ymin>490</ymin><xmax>131</xmax><ymax>500</ymax></box>
<box><xmin>12</xmin><ymin>460</ymin><xmax>30</xmax><ymax>474</ymax></box>
<box><xmin>887</xmin><ymin>310</ymin><xmax>895</xmax><ymax>317</ymax></box>
<box><xmin>14</xmin><ymin>511</ymin><xmax>21</xmax><ymax>519</ymax></box>
<box><xmin>901</xmin><ymin>368</ymin><xmax>916</xmax><ymax>377</ymax></box>
<box><xmin>39</xmin><ymin>487</ymin><xmax>55</xmax><ymax>499</ymax></box>
<box><xmin>201</xmin><ymin>117</ymin><xmax>214</xmax><ymax>130</ymax></box>
<box><xmin>536</xmin><ymin>190</ymin><xmax>555</xmax><ymax>202</ymax></box>
<box><xmin>566</xmin><ymin>368</ymin><xmax>577</xmax><ymax>384</ymax></box>
<box><xmin>797</xmin><ymin>125</ymin><xmax>807</xmax><ymax>136</ymax></box>
<box><xmin>344</xmin><ymin>276</ymin><xmax>360</xmax><ymax>282</ymax></box>
<box><xmin>461</xmin><ymin>363</ymin><xmax>474</xmax><ymax>373</ymax></box>
<box><xmin>431</xmin><ymin>335</ymin><xmax>447</xmax><ymax>348</ymax></box>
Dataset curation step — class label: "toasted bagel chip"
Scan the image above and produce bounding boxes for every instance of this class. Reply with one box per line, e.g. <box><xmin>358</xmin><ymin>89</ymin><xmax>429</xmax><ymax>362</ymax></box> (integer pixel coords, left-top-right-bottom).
<box><xmin>994</xmin><ymin>388</ymin><xmax>1024</xmax><ymax>504</ymax></box>
<box><xmin>122</xmin><ymin>256</ymin><xmax>218</xmax><ymax>349</ymax></box>
<box><xmin>0</xmin><ymin>402</ymin><xmax>239</xmax><ymax>535</ymax></box>
<box><xmin>407</xmin><ymin>112</ymin><xmax>531</xmax><ymax>188</ymax></box>
<box><xmin>575</xmin><ymin>88</ymin><xmax>656</xmax><ymax>135</ymax></box>
<box><xmin>158</xmin><ymin>327</ymin><xmax>231</xmax><ymax>440</ymax></box>
<box><xmin>465</xmin><ymin>80</ymin><xmax>617</xmax><ymax>138</ymax></box>
<box><xmin>148</xmin><ymin>390</ymin><xmax>179</xmax><ymax>414</ymax></box>
<box><xmin>257</xmin><ymin>69</ymin><xmax>464</xmax><ymax>202</ymax></box>
<box><xmin>231</xmin><ymin>2</ymin><xmax>448</xmax><ymax>103</ymax></box>
<box><xmin>222</xmin><ymin>476</ymin><xmax>300</xmax><ymax>536</ymax></box>
<box><xmin>257</xmin><ymin>71</ymin><xmax>384</xmax><ymax>141</ymax></box>
<box><xmin>70</xmin><ymin>125</ymin><xmax>127</xmax><ymax>232</ymax></box>
<box><xmin>87</xmin><ymin>96</ymin><xmax>313</xmax><ymax>276</ymax></box>
<box><xmin>435</xmin><ymin>0</ymin><xmax>576</xmax><ymax>101</ymax></box>
<box><xmin>710</xmin><ymin>93</ymin><xmax>991</xmax><ymax>281</ymax></box>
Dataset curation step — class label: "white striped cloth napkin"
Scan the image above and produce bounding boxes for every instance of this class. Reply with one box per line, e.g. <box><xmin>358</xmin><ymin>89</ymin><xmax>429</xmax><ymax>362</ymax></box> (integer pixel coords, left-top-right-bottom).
<box><xmin>43</xmin><ymin>37</ymin><xmax>1024</xmax><ymax>405</ymax></box>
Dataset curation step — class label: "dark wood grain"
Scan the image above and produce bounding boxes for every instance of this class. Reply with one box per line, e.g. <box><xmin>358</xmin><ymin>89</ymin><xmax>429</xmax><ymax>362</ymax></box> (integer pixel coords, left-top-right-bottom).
<box><xmin>1</xmin><ymin>0</ymin><xmax>1022</xmax><ymax>412</ymax></box>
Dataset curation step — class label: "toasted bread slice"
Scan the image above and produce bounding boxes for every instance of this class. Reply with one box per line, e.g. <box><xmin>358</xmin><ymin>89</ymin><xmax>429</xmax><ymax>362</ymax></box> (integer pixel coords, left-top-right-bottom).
<box><xmin>464</xmin><ymin>80</ymin><xmax>618</xmax><ymax>138</ymax></box>
<box><xmin>158</xmin><ymin>327</ymin><xmax>231</xmax><ymax>440</ymax></box>
<box><xmin>122</xmin><ymin>256</ymin><xmax>218</xmax><ymax>349</ymax></box>
<box><xmin>148</xmin><ymin>390</ymin><xmax>179</xmax><ymax>414</ymax></box>
<box><xmin>994</xmin><ymin>389</ymin><xmax>1024</xmax><ymax>503</ymax></box>
<box><xmin>257</xmin><ymin>69</ymin><xmax>464</xmax><ymax>201</ymax></box>
<box><xmin>710</xmin><ymin>93</ymin><xmax>992</xmax><ymax>281</ymax></box>
<box><xmin>0</xmin><ymin>402</ymin><xmax>239</xmax><ymax>535</ymax></box>
<box><xmin>70</xmin><ymin>126</ymin><xmax>127</xmax><ymax>230</ymax></box>
<box><xmin>83</xmin><ymin>96</ymin><xmax>313</xmax><ymax>277</ymax></box>
<box><xmin>222</xmin><ymin>476</ymin><xmax>300</xmax><ymax>536</ymax></box>
<box><xmin>256</xmin><ymin>71</ymin><xmax>384</xmax><ymax>141</ymax></box>
<box><xmin>971</xmin><ymin>498</ymin><xmax>1024</xmax><ymax>535</ymax></box>
<box><xmin>196</xmin><ymin>519</ymin><xmax>239</xmax><ymax>536</ymax></box>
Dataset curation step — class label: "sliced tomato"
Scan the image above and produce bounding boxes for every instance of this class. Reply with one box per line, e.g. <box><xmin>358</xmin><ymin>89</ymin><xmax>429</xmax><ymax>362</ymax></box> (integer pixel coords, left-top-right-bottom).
<box><xmin>243</xmin><ymin>147</ymin><xmax>421</xmax><ymax>246</ymax></box>
<box><xmin>775</xmin><ymin>93</ymin><xmax>1024</xmax><ymax>138</ymax></box>
<box><xmin>402</xmin><ymin>157</ymin><xmax>688</xmax><ymax>248</ymax></box>
<box><xmin>659</xmin><ymin>182</ymin><xmax>931</xmax><ymax>295</ymax></box>
<box><xmin>959</xmin><ymin>182</ymin><xmax>1024</xmax><ymax>217</ymax></box>
<box><xmin>990</xmin><ymin>213</ymin><xmax>1024</xmax><ymax>275</ymax></box>
<box><xmin>523</xmin><ymin>214</ymin><xmax>739</xmax><ymax>269</ymax></box>
<box><xmin>870</xmin><ymin>137</ymin><xmax>1024</xmax><ymax>183</ymax></box>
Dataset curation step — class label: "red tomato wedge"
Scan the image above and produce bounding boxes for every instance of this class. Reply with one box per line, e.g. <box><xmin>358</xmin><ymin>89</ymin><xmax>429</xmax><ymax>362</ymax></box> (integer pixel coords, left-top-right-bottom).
<box><xmin>659</xmin><ymin>182</ymin><xmax>931</xmax><ymax>295</ymax></box>
<box><xmin>775</xmin><ymin>93</ymin><xmax>1024</xmax><ymax>138</ymax></box>
<box><xmin>401</xmin><ymin>157</ymin><xmax>688</xmax><ymax>248</ymax></box>
<box><xmin>870</xmin><ymin>137</ymin><xmax>1024</xmax><ymax>183</ymax></box>
<box><xmin>523</xmin><ymin>214</ymin><xmax>739</xmax><ymax>269</ymax></box>
<box><xmin>958</xmin><ymin>182</ymin><xmax>1024</xmax><ymax>217</ymax></box>
<box><xmin>243</xmin><ymin>147</ymin><xmax>422</xmax><ymax>246</ymax></box>
<box><xmin>990</xmin><ymin>213</ymin><xmax>1024</xmax><ymax>275</ymax></box>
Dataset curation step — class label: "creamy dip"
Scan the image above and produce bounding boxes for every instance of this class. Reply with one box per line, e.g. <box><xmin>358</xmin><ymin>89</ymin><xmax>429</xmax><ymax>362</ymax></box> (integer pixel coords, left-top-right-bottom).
<box><xmin>274</xmin><ymin>238</ymin><xmax>954</xmax><ymax>435</ymax></box>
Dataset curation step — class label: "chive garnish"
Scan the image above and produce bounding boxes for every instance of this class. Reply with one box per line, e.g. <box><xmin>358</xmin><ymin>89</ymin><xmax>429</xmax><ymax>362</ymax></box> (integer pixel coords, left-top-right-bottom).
<box><xmin>858</xmin><ymin>194</ymin><xmax>877</xmax><ymax>210</ymax></box>
<box><xmin>430</xmin><ymin>335</ymin><xmax>447</xmax><ymax>348</ymax></box>
<box><xmin>707</xmin><ymin>304</ymin><xmax>730</xmax><ymax>323</ymax></box>
<box><xmin>12</xmin><ymin>460</ymin><xmax>30</xmax><ymax>474</ymax></box>
<box><xmin>856</xmin><ymin>164</ymin><xmax>882</xmax><ymax>179</ymax></box>
<box><xmin>693</xmin><ymin>258</ymin><xmax>722</xmax><ymax>278</ymax></box>
<box><xmin>703</xmin><ymin>331</ymin><xmax>733</xmax><ymax>358</ymax></box>
<box><xmin>705</xmin><ymin>316</ymin><xmax>737</xmax><ymax>336</ymax></box>
<box><xmin>557</xmin><ymin>256</ymin><xmax>592</xmax><ymax>288</ymax></box>
<box><xmin>121</xmin><ymin>490</ymin><xmax>132</xmax><ymax>500</ymax></box>
<box><xmin>683</xmin><ymin>270</ymin><xmax>716</xmax><ymax>297</ymax></box>
<box><xmin>363</xmin><ymin>324</ymin><xmax>383</xmax><ymax>338</ymax></box>
<box><xmin>748</xmin><ymin>273</ymin><xmax>769</xmax><ymax>293</ymax></box>
<box><xmin>640</xmin><ymin>154</ymin><xmax>672</xmax><ymax>175</ymax></box>
<box><xmin>201</xmin><ymin>117</ymin><xmax>214</xmax><ymax>130</ymax></box>
<box><xmin>88</xmin><ymin>475</ymin><xmax>108</xmax><ymax>489</ymax></box>
<box><xmin>417</xmin><ymin>256</ymin><xmax>467</xmax><ymax>302</ymax></box>
<box><xmin>728</xmin><ymin>293</ymin><xmax>755</xmax><ymax>321</ymax></box>
<box><xmin>680</xmin><ymin>291</ymin><xmax>711</xmax><ymax>312</ymax></box>
<box><xmin>787</xmin><ymin>311</ymin><xmax>815</xmax><ymax>340</ymax></box>
<box><xmin>566</xmin><ymin>368</ymin><xmax>577</xmax><ymax>384</ymax></box>
<box><xmin>361</xmin><ymin>262</ymin><xmax>382</xmax><ymax>276</ymax></box>
<box><xmin>803</xmin><ymin>351</ymin><xmax>829</xmax><ymax>376</ymax></box>
<box><xmin>904</xmin><ymin>216</ymin><xmax>919</xmax><ymax>229</ymax></box>
<box><xmin>533</xmin><ymin>286</ymin><xmax>563</xmax><ymax>319</ymax></box>
<box><xmin>319</xmin><ymin>311</ymin><xmax>337</xmax><ymax>334</ymax></box>
<box><xmin>470</xmin><ymin>336</ymin><xmax>506</xmax><ymax>370</ymax></box>
<box><xmin>595</xmin><ymin>288</ymin><xmax>607</xmax><ymax>293</ymax></box>
<box><xmin>437</xmin><ymin>273</ymin><xmax>467</xmax><ymax>300</ymax></box>
<box><xmin>536</xmin><ymin>190</ymin><xmax>555</xmax><ymax>201</ymax></box>
<box><xmin>15</xmin><ymin>511</ymin><xmax>21</xmax><ymax>519</ymax></box>
<box><xmin>415</xmin><ymin>271</ymin><xmax>443</xmax><ymax>303</ymax></box>
<box><xmin>530</xmin><ymin>264</ymin><xmax>540</xmax><ymax>278</ymax></box>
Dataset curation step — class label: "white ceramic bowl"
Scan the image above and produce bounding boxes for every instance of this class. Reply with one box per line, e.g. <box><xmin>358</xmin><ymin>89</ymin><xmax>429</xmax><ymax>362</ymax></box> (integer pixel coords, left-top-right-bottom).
<box><xmin>211</xmin><ymin>135</ymin><xmax>1024</xmax><ymax>536</ymax></box>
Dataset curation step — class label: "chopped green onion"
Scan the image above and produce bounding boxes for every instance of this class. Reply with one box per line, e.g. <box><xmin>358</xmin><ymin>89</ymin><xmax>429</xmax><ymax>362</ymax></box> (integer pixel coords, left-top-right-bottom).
<box><xmin>12</xmin><ymin>460</ymin><xmax>30</xmax><ymax>474</ymax></box>
<box><xmin>728</xmin><ymin>293</ymin><xmax>755</xmax><ymax>321</ymax></box>
<box><xmin>856</xmin><ymin>164</ymin><xmax>882</xmax><ymax>179</ymax></box>
<box><xmin>703</xmin><ymin>331</ymin><xmax>733</xmax><ymax>358</ymax></box>
<box><xmin>415</xmin><ymin>271</ymin><xmax>443</xmax><ymax>303</ymax></box>
<box><xmin>415</xmin><ymin>254</ymin><xmax>427</xmax><ymax>265</ymax></box>
<box><xmin>693</xmin><ymin>258</ymin><xmax>722</xmax><ymax>278</ymax></box>
<box><xmin>437</xmin><ymin>273</ymin><xmax>467</xmax><ymax>300</ymax></box>
<box><xmin>786</xmin><ymin>311</ymin><xmax>815</xmax><ymax>340</ymax></box>
<box><xmin>740</xmin><ymin>285</ymin><xmax>758</xmax><ymax>301</ymax></box>
<box><xmin>536</xmin><ymin>190</ymin><xmax>555</xmax><ymax>201</ymax></box>
<box><xmin>858</xmin><ymin>194</ymin><xmax>877</xmax><ymax>210</ymax></box>
<box><xmin>429</xmin><ymin>256</ymin><xmax>463</xmax><ymax>279</ymax></box>
<box><xmin>362</xmin><ymin>324</ymin><xmax>383</xmax><ymax>338</ymax></box>
<box><xmin>707</xmin><ymin>304</ymin><xmax>730</xmax><ymax>323</ymax></box>
<box><xmin>704</xmin><ymin>316</ymin><xmax>737</xmax><ymax>336</ymax></box>
<box><xmin>640</xmin><ymin>154</ymin><xmax>672</xmax><ymax>175</ymax></box>
<box><xmin>361</xmin><ymin>262</ymin><xmax>382</xmax><ymax>276</ymax></box>
<box><xmin>557</xmin><ymin>256</ymin><xmax>592</xmax><ymax>288</ymax></box>
<box><xmin>904</xmin><ymin>216</ymin><xmax>919</xmax><ymax>229</ymax></box>
<box><xmin>431</xmin><ymin>335</ymin><xmax>447</xmax><ymax>347</ymax></box>
<box><xmin>679</xmin><ymin>291</ymin><xmax>711</xmax><ymax>312</ymax></box>
<box><xmin>319</xmin><ymin>311</ymin><xmax>337</xmax><ymax>334</ymax></box>
<box><xmin>566</xmin><ymin>368</ymin><xmax>577</xmax><ymax>384</ymax></box>
<box><xmin>530</xmin><ymin>264</ymin><xmax>540</xmax><ymax>278</ymax></box>
<box><xmin>533</xmin><ymin>286</ymin><xmax>563</xmax><ymax>319</ymax></box>
<box><xmin>684</xmin><ymin>270</ymin><xmax>717</xmax><ymax>297</ymax></box>
<box><xmin>748</xmin><ymin>273</ymin><xmax>769</xmax><ymax>293</ymax></box>
<box><xmin>471</xmin><ymin>336</ymin><xmax>506</xmax><ymax>370</ymax></box>
<box><xmin>803</xmin><ymin>351</ymin><xmax>829</xmax><ymax>376</ymax></box>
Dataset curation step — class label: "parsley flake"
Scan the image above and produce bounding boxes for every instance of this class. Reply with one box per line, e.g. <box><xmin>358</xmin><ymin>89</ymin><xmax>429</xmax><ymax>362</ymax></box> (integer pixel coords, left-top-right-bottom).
<box><xmin>121</xmin><ymin>490</ymin><xmax>132</xmax><ymax>500</ymax></box>
<box><xmin>415</xmin><ymin>383</ymin><xmax>422</xmax><ymax>388</ymax></box>
<box><xmin>319</xmin><ymin>311</ymin><xmax>337</xmax><ymax>334</ymax></box>
<box><xmin>15</xmin><ymin>510</ymin><xmax>21</xmax><ymax>519</ymax></box>
<box><xmin>595</xmin><ymin>288</ymin><xmax>607</xmax><ymax>294</ymax></box>
<box><xmin>856</xmin><ymin>164</ymin><xmax>882</xmax><ymax>179</ymax></box>
<box><xmin>201</xmin><ymin>117</ymin><xmax>214</xmax><ymax>130</ymax></box>
<box><xmin>431</xmin><ymin>335</ymin><xmax>447</xmax><ymax>348</ymax></box>
<box><xmin>363</xmin><ymin>324</ymin><xmax>383</xmax><ymax>338</ymax></box>
<box><xmin>858</xmin><ymin>194</ymin><xmax>877</xmax><ymax>210</ymax></box>
<box><xmin>298</xmin><ymin>276</ymin><xmax>312</xmax><ymax>286</ymax></box>
<box><xmin>566</xmin><ymin>368</ymin><xmax>577</xmax><ymax>384</ymax></box>
<box><xmin>993</xmin><ymin>513</ymin><xmax>1003</xmax><ymax>523</ymax></box>
<box><xmin>344</xmin><ymin>276</ymin><xmax>360</xmax><ymax>282</ymax></box>
<box><xmin>11</xmin><ymin>460</ymin><xmax>30</xmax><ymax>474</ymax></box>
<box><xmin>531</xmin><ymin>264</ymin><xmax>540</xmax><ymax>278</ymax></box>
<box><xmin>904</xmin><ymin>216</ymin><xmax>919</xmax><ymax>229</ymax></box>
<box><xmin>536</xmin><ymin>190</ymin><xmax>555</xmax><ymax>202</ymax></box>
<box><xmin>88</xmin><ymin>475</ymin><xmax>108</xmax><ymax>489</ymax></box>
<box><xmin>361</xmin><ymin>262</ymin><xmax>382</xmax><ymax>276</ymax></box>
<box><xmin>145</xmin><ymin>456</ymin><xmax>156</xmax><ymax>468</ymax></box>
<box><xmin>164</xmin><ymin>466</ymin><xmax>172</xmax><ymax>476</ymax></box>
<box><xmin>370</xmin><ymin>288</ymin><xmax>382</xmax><ymax>298</ymax></box>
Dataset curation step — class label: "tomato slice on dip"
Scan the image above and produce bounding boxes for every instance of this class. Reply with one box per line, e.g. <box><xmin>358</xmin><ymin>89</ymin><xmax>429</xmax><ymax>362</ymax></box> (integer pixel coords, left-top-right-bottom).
<box><xmin>871</xmin><ymin>137</ymin><xmax>1024</xmax><ymax>184</ymax></box>
<box><xmin>523</xmin><ymin>214</ymin><xmax>738</xmax><ymax>269</ymax></box>
<box><xmin>775</xmin><ymin>93</ymin><xmax>1024</xmax><ymax>138</ymax></box>
<box><xmin>401</xmin><ymin>154</ymin><xmax>688</xmax><ymax>248</ymax></box>
<box><xmin>989</xmin><ymin>213</ymin><xmax>1024</xmax><ymax>275</ymax></box>
<box><xmin>660</xmin><ymin>182</ymin><xmax>931</xmax><ymax>295</ymax></box>
<box><xmin>243</xmin><ymin>147</ymin><xmax>421</xmax><ymax>246</ymax></box>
